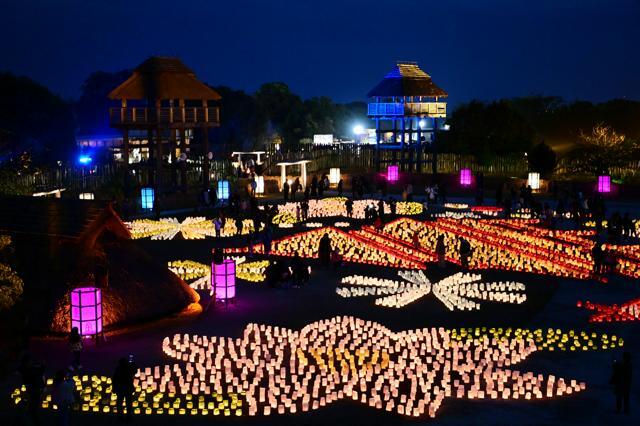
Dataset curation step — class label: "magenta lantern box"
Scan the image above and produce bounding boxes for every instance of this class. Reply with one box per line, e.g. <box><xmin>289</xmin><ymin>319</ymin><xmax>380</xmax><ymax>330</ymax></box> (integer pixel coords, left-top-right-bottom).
<box><xmin>70</xmin><ymin>287</ymin><xmax>102</xmax><ymax>336</ymax></box>
<box><xmin>212</xmin><ymin>259</ymin><xmax>236</xmax><ymax>300</ymax></box>
<box><xmin>460</xmin><ymin>168</ymin><xmax>472</xmax><ymax>186</ymax></box>
<box><xmin>597</xmin><ymin>175</ymin><xmax>611</xmax><ymax>193</ymax></box>
<box><xmin>387</xmin><ymin>165</ymin><xmax>399</xmax><ymax>182</ymax></box>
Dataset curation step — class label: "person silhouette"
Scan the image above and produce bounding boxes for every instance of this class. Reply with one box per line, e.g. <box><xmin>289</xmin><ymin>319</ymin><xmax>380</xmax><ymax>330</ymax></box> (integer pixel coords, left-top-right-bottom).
<box><xmin>611</xmin><ymin>351</ymin><xmax>632</xmax><ymax>414</ymax></box>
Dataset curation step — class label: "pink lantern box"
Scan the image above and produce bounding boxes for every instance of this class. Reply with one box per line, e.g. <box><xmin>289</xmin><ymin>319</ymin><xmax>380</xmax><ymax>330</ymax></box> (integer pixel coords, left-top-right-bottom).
<box><xmin>387</xmin><ymin>165</ymin><xmax>399</xmax><ymax>182</ymax></box>
<box><xmin>212</xmin><ymin>259</ymin><xmax>236</xmax><ymax>300</ymax></box>
<box><xmin>70</xmin><ymin>287</ymin><xmax>102</xmax><ymax>336</ymax></box>
<box><xmin>597</xmin><ymin>175</ymin><xmax>611</xmax><ymax>193</ymax></box>
<box><xmin>460</xmin><ymin>168</ymin><xmax>472</xmax><ymax>186</ymax></box>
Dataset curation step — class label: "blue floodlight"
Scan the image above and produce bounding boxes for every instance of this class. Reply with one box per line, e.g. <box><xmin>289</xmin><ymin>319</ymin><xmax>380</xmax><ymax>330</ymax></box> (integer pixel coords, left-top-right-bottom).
<box><xmin>78</xmin><ymin>155</ymin><xmax>93</xmax><ymax>165</ymax></box>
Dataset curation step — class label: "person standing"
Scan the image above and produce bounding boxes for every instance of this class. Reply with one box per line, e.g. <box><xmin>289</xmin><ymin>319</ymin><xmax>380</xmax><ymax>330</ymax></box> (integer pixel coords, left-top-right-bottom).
<box><xmin>213</xmin><ymin>217</ymin><xmax>222</xmax><ymax>238</ymax></box>
<box><xmin>318</xmin><ymin>177</ymin><xmax>325</xmax><ymax>198</ymax></box>
<box><xmin>311</xmin><ymin>175</ymin><xmax>318</xmax><ymax>198</ymax></box>
<box><xmin>436</xmin><ymin>234</ymin><xmax>446</xmax><ymax>268</ymax></box>
<box><xmin>611</xmin><ymin>352</ymin><xmax>632</xmax><ymax>414</ymax></box>
<box><xmin>319</xmin><ymin>233</ymin><xmax>332</xmax><ymax>268</ymax></box>
<box><xmin>19</xmin><ymin>354</ymin><xmax>45</xmax><ymax>425</ymax></box>
<box><xmin>50</xmin><ymin>369</ymin><xmax>76</xmax><ymax>426</ymax></box>
<box><xmin>283</xmin><ymin>180</ymin><xmax>290</xmax><ymax>201</ymax></box>
<box><xmin>345</xmin><ymin>198</ymin><xmax>353</xmax><ymax>218</ymax></box>
<box><xmin>262</xmin><ymin>226</ymin><xmax>273</xmax><ymax>257</ymax></box>
<box><xmin>292</xmin><ymin>177</ymin><xmax>300</xmax><ymax>201</ymax></box>
<box><xmin>69</xmin><ymin>327</ymin><xmax>82</xmax><ymax>370</ymax></box>
<box><xmin>113</xmin><ymin>357</ymin><xmax>136</xmax><ymax>422</ymax></box>
<box><xmin>459</xmin><ymin>237</ymin><xmax>471</xmax><ymax>269</ymax></box>
<box><xmin>337</xmin><ymin>179</ymin><xmax>343</xmax><ymax>197</ymax></box>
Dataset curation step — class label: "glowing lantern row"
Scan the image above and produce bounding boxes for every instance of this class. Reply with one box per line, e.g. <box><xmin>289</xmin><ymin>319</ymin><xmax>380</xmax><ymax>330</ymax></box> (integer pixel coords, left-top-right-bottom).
<box><xmin>329</xmin><ymin>168</ymin><xmax>341</xmax><ymax>185</ymax></box>
<box><xmin>217</xmin><ymin>180</ymin><xmax>230</xmax><ymax>201</ymax></box>
<box><xmin>597</xmin><ymin>175</ymin><xmax>611</xmax><ymax>193</ymax></box>
<box><xmin>126</xmin><ymin>217</ymin><xmax>261</xmax><ymax>240</ymax></box>
<box><xmin>338</xmin><ymin>271</ymin><xmax>526</xmax><ymax>310</ymax></box>
<box><xmin>387</xmin><ymin>165</ymin><xmax>399</xmax><ymax>182</ymax></box>
<box><xmin>212</xmin><ymin>259</ymin><xmax>236</xmax><ymax>300</ymax></box>
<box><xmin>141</xmin><ymin>187</ymin><xmax>154</xmax><ymax>210</ymax></box>
<box><xmin>528</xmin><ymin>172</ymin><xmax>540</xmax><ymax>190</ymax></box>
<box><xmin>459</xmin><ymin>169</ymin><xmax>472</xmax><ymax>186</ymax></box>
<box><xmin>79</xmin><ymin>192</ymin><xmax>95</xmax><ymax>200</ymax></box>
<box><xmin>70</xmin><ymin>287</ymin><xmax>102</xmax><ymax>336</ymax></box>
<box><xmin>255</xmin><ymin>176</ymin><xmax>265</xmax><ymax>194</ymax></box>
<box><xmin>13</xmin><ymin>316</ymin><xmax>623</xmax><ymax>418</ymax></box>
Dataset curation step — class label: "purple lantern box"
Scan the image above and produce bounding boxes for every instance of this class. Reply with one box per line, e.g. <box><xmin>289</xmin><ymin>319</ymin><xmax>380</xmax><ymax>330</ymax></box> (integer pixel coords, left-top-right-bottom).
<box><xmin>70</xmin><ymin>287</ymin><xmax>102</xmax><ymax>336</ymax></box>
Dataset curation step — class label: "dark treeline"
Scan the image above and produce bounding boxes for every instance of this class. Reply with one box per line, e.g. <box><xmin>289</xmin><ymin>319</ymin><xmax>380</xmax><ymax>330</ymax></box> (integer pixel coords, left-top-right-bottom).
<box><xmin>1</xmin><ymin>70</ymin><xmax>640</xmax><ymax>170</ymax></box>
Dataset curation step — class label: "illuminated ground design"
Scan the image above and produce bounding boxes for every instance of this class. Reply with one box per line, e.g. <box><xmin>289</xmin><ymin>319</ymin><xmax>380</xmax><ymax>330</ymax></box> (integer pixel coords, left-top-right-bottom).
<box><xmin>338</xmin><ymin>271</ymin><xmax>526</xmax><ymax>310</ymax></box>
<box><xmin>5</xmin><ymin>210</ymin><xmax>640</xmax><ymax>425</ymax></box>
<box><xmin>11</xmin><ymin>317</ymin><xmax>622</xmax><ymax>418</ymax></box>
<box><xmin>577</xmin><ymin>298</ymin><xmax>640</xmax><ymax>323</ymax></box>
<box><xmin>227</xmin><ymin>218</ymin><xmax>640</xmax><ymax>280</ymax></box>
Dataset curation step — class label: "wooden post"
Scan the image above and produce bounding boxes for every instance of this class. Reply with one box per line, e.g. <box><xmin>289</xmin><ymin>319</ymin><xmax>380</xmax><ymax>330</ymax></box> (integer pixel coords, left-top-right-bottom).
<box><xmin>123</xmin><ymin>128</ymin><xmax>130</xmax><ymax>197</ymax></box>
<box><xmin>416</xmin><ymin>118</ymin><xmax>422</xmax><ymax>173</ymax></box>
<box><xmin>155</xmin><ymin>126</ymin><xmax>162</xmax><ymax>218</ymax></box>
<box><xmin>375</xmin><ymin>117</ymin><xmax>380</xmax><ymax>172</ymax></box>
<box><xmin>203</xmin><ymin>125</ymin><xmax>210</xmax><ymax>189</ymax></box>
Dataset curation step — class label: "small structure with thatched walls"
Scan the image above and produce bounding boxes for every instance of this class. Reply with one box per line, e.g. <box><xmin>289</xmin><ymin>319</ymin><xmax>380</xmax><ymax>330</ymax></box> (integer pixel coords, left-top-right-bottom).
<box><xmin>0</xmin><ymin>196</ymin><xmax>198</xmax><ymax>334</ymax></box>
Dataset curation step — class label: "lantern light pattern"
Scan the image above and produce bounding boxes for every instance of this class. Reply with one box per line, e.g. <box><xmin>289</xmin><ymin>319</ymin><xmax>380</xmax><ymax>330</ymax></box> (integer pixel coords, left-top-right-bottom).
<box><xmin>217</xmin><ymin>180</ymin><xmax>230</xmax><ymax>200</ymax></box>
<box><xmin>329</xmin><ymin>168</ymin><xmax>341</xmax><ymax>185</ymax></box>
<box><xmin>141</xmin><ymin>187</ymin><xmax>154</xmax><ymax>210</ymax></box>
<box><xmin>79</xmin><ymin>192</ymin><xmax>95</xmax><ymax>200</ymax></box>
<box><xmin>387</xmin><ymin>165</ymin><xmax>399</xmax><ymax>182</ymax></box>
<box><xmin>459</xmin><ymin>169</ymin><xmax>472</xmax><ymax>186</ymax></box>
<box><xmin>528</xmin><ymin>173</ymin><xmax>540</xmax><ymax>190</ymax></box>
<box><xmin>255</xmin><ymin>176</ymin><xmax>265</xmax><ymax>194</ymax></box>
<box><xmin>597</xmin><ymin>175</ymin><xmax>611</xmax><ymax>193</ymax></box>
<box><xmin>70</xmin><ymin>287</ymin><xmax>102</xmax><ymax>336</ymax></box>
<box><xmin>212</xmin><ymin>259</ymin><xmax>236</xmax><ymax>300</ymax></box>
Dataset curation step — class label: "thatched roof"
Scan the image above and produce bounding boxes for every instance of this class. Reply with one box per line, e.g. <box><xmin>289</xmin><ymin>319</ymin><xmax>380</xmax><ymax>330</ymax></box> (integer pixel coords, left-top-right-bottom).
<box><xmin>108</xmin><ymin>57</ymin><xmax>221</xmax><ymax>101</ymax></box>
<box><xmin>367</xmin><ymin>62</ymin><xmax>447</xmax><ymax>98</ymax></box>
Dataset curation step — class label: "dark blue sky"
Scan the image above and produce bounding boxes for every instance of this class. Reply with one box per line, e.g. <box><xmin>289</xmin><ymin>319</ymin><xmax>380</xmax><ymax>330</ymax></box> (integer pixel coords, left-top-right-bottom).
<box><xmin>2</xmin><ymin>0</ymin><xmax>639</xmax><ymax>105</ymax></box>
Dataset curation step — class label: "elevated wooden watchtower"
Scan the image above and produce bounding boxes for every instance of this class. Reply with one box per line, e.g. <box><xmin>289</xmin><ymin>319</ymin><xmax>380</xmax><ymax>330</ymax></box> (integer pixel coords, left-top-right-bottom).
<box><xmin>367</xmin><ymin>62</ymin><xmax>447</xmax><ymax>173</ymax></box>
<box><xmin>108</xmin><ymin>57</ymin><xmax>221</xmax><ymax>210</ymax></box>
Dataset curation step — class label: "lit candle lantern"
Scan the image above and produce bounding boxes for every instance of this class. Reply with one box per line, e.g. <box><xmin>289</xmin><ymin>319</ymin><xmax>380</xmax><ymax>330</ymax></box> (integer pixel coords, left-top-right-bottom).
<box><xmin>217</xmin><ymin>180</ymin><xmax>230</xmax><ymax>200</ymax></box>
<box><xmin>387</xmin><ymin>165</ymin><xmax>399</xmax><ymax>183</ymax></box>
<box><xmin>329</xmin><ymin>168</ymin><xmax>341</xmax><ymax>185</ymax></box>
<box><xmin>597</xmin><ymin>175</ymin><xmax>611</xmax><ymax>193</ymax></box>
<box><xmin>79</xmin><ymin>192</ymin><xmax>95</xmax><ymax>200</ymax></box>
<box><xmin>459</xmin><ymin>169</ymin><xmax>472</xmax><ymax>186</ymax></box>
<box><xmin>70</xmin><ymin>287</ymin><xmax>102</xmax><ymax>336</ymax></box>
<box><xmin>212</xmin><ymin>259</ymin><xmax>236</xmax><ymax>300</ymax></box>
<box><xmin>255</xmin><ymin>176</ymin><xmax>265</xmax><ymax>195</ymax></box>
<box><xmin>527</xmin><ymin>172</ymin><xmax>540</xmax><ymax>190</ymax></box>
<box><xmin>141</xmin><ymin>187</ymin><xmax>154</xmax><ymax>209</ymax></box>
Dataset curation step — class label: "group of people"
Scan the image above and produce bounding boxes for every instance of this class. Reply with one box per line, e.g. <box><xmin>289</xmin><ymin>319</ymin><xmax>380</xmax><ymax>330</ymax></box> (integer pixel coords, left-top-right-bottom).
<box><xmin>18</xmin><ymin>337</ymin><xmax>137</xmax><ymax>425</ymax></box>
<box><xmin>282</xmin><ymin>174</ymin><xmax>345</xmax><ymax>201</ymax></box>
<box><xmin>265</xmin><ymin>254</ymin><xmax>310</xmax><ymax>289</ymax></box>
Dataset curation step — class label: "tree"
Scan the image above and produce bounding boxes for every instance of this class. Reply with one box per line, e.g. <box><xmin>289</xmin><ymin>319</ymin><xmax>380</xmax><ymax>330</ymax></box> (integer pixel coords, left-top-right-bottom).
<box><xmin>0</xmin><ymin>73</ymin><xmax>75</xmax><ymax>164</ymax></box>
<box><xmin>75</xmin><ymin>70</ymin><xmax>131</xmax><ymax>136</ymax></box>
<box><xmin>439</xmin><ymin>100</ymin><xmax>534</xmax><ymax>164</ymax></box>
<box><xmin>527</xmin><ymin>142</ymin><xmax>557</xmax><ymax>177</ymax></box>
<box><xmin>569</xmin><ymin>124</ymin><xmax>640</xmax><ymax>175</ymax></box>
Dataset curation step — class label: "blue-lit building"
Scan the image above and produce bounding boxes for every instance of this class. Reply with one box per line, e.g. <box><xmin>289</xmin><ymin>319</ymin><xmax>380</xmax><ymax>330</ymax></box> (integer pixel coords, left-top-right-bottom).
<box><xmin>367</xmin><ymin>62</ymin><xmax>447</xmax><ymax>173</ymax></box>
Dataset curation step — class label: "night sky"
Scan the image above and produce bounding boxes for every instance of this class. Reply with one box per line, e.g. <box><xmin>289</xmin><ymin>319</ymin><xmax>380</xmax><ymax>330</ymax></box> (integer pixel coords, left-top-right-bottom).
<box><xmin>1</xmin><ymin>0</ymin><xmax>639</xmax><ymax>105</ymax></box>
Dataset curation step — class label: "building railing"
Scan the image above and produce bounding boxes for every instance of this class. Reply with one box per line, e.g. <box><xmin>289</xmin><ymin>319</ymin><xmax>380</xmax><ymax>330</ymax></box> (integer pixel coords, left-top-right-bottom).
<box><xmin>368</xmin><ymin>102</ymin><xmax>447</xmax><ymax>117</ymax></box>
<box><xmin>109</xmin><ymin>107</ymin><xmax>220</xmax><ymax>126</ymax></box>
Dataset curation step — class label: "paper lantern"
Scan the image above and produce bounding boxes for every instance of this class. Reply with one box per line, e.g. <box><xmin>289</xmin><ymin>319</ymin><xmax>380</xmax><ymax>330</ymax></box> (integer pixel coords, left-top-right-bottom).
<box><xmin>141</xmin><ymin>187</ymin><xmax>154</xmax><ymax>209</ymax></box>
<box><xmin>79</xmin><ymin>192</ymin><xmax>95</xmax><ymax>200</ymax></box>
<box><xmin>212</xmin><ymin>259</ymin><xmax>236</xmax><ymax>300</ymax></box>
<box><xmin>255</xmin><ymin>176</ymin><xmax>265</xmax><ymax>194</ymax></box>
<box><xmin>597</xmin><ymin>175</ymin><xmax>611</xmax><ymax>193</ymax></box>
<box><xmin>329</xmin><ymin>168</ymin><xmax>341</xmax><ymax>185</ymax></box>
<box><xmin>528</xmin><ymin>172</ymin><xmax>540</xmax><ymax>190</ymax></box>
<box><xmin>387</xmin><ymin>165</ymin><xmax>399</xmax><ymax>183</ymax></box>
<box><xmin>217</xmin><ymin>180</ymin><xmax>230</xmax><ymax>200</ymax></box>
<box><xmin>459</xmin><ymin>169</ymin><xmax>472</xmax><ymax>186</ymax></box>
<box><xmin>70</xmin><ymin>287</ymin><xmax>102</xmax><ymax>336</ymax></box>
